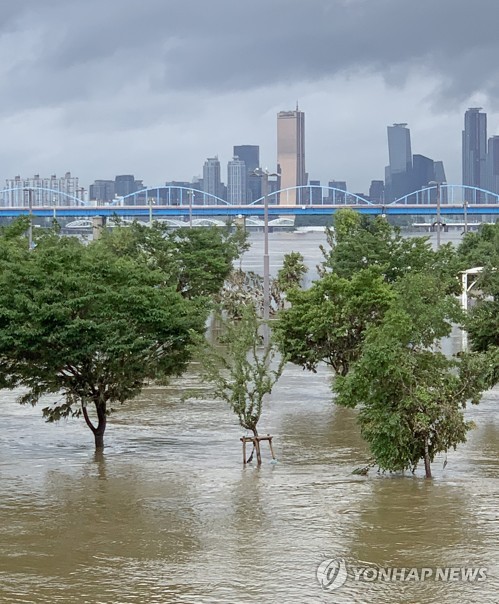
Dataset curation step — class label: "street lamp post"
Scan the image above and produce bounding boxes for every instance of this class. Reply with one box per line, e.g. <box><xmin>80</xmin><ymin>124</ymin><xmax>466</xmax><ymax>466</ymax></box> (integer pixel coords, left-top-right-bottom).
<box><xmin>463</xmin><ymin>200</ymin><xmax>468</xmax><ymax>234</ymax></box>
<box><xmin>23</xmin><ymin>188</ymin><xmax>34</xmax><ymax>249</ymax></box>
<box><xmin>262</xmin><ymin>173</ymin><xmax>270</xmax><ymax>346</ymax></box>
<box><xmin>251</xmin><ymin>168</ymin><xmax>278</xmax><ymax>347</ymax></box>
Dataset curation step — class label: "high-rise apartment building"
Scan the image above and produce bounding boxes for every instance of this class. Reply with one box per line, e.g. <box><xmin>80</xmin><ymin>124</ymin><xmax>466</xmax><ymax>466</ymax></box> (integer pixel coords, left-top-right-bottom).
<box><xmin>233</xmin><ymin>145</ymin><xmax>261</xmax><ymax>202</ymax></box>
<box><xmin>462</xmin><ymin>108</ymin><xmax>487</xmax><ymax>192</ymax></box>
<box><xmin>227</xmin><ymin>157</ymin><xmax>247</xmax><ymax>204</ymax></box>
<box><xmin>277</xmin><ymin>108</ymin><xmax>306</xmax><ymax>204</ymax></box>
<box><xmin>3</xmin><ymin>172</ymin><xmax>84</xmax><ymax>207</ymax></box>
<box><xmin>203</xmin><ymin>156</ymin><xmax>223</xmax><ymax>199</ymax></box>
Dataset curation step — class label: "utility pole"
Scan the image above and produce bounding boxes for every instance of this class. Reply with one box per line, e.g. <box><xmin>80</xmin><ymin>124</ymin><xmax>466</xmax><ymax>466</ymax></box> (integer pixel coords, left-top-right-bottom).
<box><xmin>23</xmin><ymin>188</ymin><xmax>33</xmax><ymax>249</ymax></box>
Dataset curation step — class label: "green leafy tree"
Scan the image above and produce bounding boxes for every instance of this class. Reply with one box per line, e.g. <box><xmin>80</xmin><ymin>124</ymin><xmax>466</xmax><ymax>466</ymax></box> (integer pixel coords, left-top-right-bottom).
<box><xmin>275</xmin><ymin>251</ymin><xmax>307</xmax><ymax>295</ymax></box>
<box><xmin>334</xmin><ymin>273</ymin><xmax>488</xmax><ymax>478</ymax></box>
<box><xmin>321</xmin><ymin>208</ymin><xmax>459</xmax><ymax>292</ymax></box>
<box><xmin>0</xmin><ymin>223</ymin><xmax>236</xmax><ymax>450</ymax></box>
<box><xmin>458</xmin><ymin>223</ymin><xmax>499</xmax><ymax>387</ymax></box>
<box><xmin>99</xmin><ymin>221</ymin><xmax>249</xmax><ymax>300</ymax></box>
<box><xmin>457</xmin><ymin>222</ymin><xmax>499</xmax><ymax>270</ymax></box>
<box><xmin>275</xmin><ymin>268</ymin><xmax>394</xmax><ymax>376</ymax></box>
<box><xmin>202</xmin><ymin>305</ymin><xmax>285</xmax><ymax>465</ymax></box>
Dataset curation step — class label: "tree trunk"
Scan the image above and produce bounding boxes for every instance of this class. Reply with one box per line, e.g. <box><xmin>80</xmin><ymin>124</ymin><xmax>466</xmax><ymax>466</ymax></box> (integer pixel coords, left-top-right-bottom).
<box><xmin>423</xmin><ymin>436</ymin><xmax>432</xmax><ymax>479</ymax></box>
<box><xmin>82</xmin><ymin>401</ymin><xmax>107</xmax><ymax>451</ymax></box>
<box><xmin>252</xmin><ymin>428</ymin><xmax>262</xmax><ymax>467</ymax></box>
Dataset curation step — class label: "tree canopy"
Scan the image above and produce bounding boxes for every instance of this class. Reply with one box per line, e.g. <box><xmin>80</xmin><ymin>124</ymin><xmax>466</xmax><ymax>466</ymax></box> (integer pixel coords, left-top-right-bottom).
<box><xmin>276</xmin><ymin>209</ymin><xmax>495</xmax><ymax>477</ymax></box>
<box><xmin>275</xmin><ymin>268</ymin><xmax>394</xmax><ymax>375</ymax></box>
<box><xmin>0</xmin><ymin>221</ymin><xmax>246</xmax><ymax>449</ymax></box>
<box><xmin>334</xmin><ymin>273</ymin><xmax>488</xmax><ymax>477</ymax></box>
<box><xmin>320</xmin><ymin>208</ymin><xmax>460</xmax><ymax>292</ymax></box>
<box><xmin>457</xmin><ymin>222</ymin><xmax>499</xmax><ymax>387</ymax></box>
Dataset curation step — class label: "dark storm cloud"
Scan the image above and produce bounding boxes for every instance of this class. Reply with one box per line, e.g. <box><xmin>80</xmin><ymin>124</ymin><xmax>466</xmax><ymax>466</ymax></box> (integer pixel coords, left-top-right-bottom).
<box><xmin>1</xmin><ymin>0</ymin><xmax>498</xmax><ymax>113</ymax></box>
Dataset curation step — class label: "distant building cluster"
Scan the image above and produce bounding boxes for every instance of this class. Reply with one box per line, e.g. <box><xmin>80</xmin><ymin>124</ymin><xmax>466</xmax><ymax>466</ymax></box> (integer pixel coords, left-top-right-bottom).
<box><xmin>88</xmin><ymin>175</ymin><xmax>144</xmax><ymax>204</ymax></box>
<box><xmin>3</xmin><ymin>172</ymin><xmax>84</xmax><ymax>207</ymax></box>
<box><xmin>462</xmin><ymin>107</ymin><xmax>499</xmax><ymax>199</ymax></box>
<box><xmin>2</xmin><ymin>107</ymin><xmax>499</xmax><ymax>207</ymax></box>
<box><xmin>384</xmin><ymin>123</ymin><xmax>446</xmax><ymax>203</ymax></box>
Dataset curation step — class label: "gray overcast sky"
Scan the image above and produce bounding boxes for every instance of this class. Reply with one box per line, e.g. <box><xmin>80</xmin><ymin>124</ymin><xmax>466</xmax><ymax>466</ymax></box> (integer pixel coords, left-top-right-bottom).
<box><xmin>1</xmin><ymin>0</ymin><xmax>498</xmax><ymax>193</ymax></box>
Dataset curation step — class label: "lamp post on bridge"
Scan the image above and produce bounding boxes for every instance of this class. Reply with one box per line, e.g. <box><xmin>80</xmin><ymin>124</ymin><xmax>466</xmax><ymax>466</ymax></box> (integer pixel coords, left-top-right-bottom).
<box><xmin>429</xmin><ymin>180</ymin><xmax>445</xmax><ymax>249</ymax></box>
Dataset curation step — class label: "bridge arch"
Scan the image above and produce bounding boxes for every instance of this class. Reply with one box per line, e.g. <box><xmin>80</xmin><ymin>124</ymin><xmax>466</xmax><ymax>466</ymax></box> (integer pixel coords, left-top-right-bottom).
<box><xmin>392</xmin><ymin>184</ymin><xmax>499</xmax><ymax>206</ymax></box>
<box><xmin>191</xmin><ymin>218</ymin><xmax>226</xmax><ymax>227</ymax></box>
<box><xmin>118</xmin><ymin>186</ymin><xmax>230</xmax><ymax>207</ymax></box>
<box><xmin>249</xmin><ymin>185</ymin><xmax>372</xmax><ymax>206</ymax></box>
<box><xmin>117</xmin><ymin>184</ymin><xmax>373</xmax><ymax>208</ymax></box>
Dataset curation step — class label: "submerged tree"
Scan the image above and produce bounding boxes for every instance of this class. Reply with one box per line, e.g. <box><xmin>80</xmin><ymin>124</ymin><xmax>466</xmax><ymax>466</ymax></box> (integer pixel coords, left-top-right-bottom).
<box><xmin>0</xmin><ymin>221</ymin><xmax>243</xmax><ymax>450</ymax></box>
<box><xmin>202</xmin><ymin>305</ymin><xmax>285</xmax><ymax>465</ymax></box>
<box><xmin>216</xmin><ymin>251</ymin><xmax>308</xmax><ymax>319</ymax></box>
<box><xmin>275</xmin><ymin>267</ymin><xmax>394</xmax><ymax>376</ymax></box>
<box><xmin>274</xmin><ymin>251</ymin><xmax>307</xmax><ymax>305</ymax></box>
<box><xmin>334</xmin><ymin>273</ymin><xmax>489</xmax><ymax>478</ymax></box>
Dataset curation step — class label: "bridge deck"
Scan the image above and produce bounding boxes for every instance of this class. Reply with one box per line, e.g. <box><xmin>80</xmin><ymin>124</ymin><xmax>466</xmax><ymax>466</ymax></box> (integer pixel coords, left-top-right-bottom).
<box><xmin>0</xmin><ymin>204</ymin><xmax>498</xmax><ymax>218</ymax></box>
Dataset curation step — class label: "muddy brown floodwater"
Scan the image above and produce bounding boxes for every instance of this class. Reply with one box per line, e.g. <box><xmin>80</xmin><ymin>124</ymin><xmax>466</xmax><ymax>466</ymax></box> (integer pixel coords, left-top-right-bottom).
<box><xmin>1</xmin><ymin>231</ymin><xmax>498</xmax><ymax>603</ymax></box>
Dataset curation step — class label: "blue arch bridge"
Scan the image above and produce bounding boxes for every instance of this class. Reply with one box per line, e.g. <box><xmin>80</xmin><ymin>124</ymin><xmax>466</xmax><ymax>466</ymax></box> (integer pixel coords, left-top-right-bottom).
<box><xmin>1</xmin><ymin>184</ymin><xmax>498</xmax><ymax>228</ymax></box>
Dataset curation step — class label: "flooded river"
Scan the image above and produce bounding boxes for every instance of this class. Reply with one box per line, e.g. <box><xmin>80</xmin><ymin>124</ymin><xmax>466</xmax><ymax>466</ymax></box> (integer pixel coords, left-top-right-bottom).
<box><xmin>1</xmin><ymin>231</ymin><xmax>498</xmax><ymax>603</ymax></box>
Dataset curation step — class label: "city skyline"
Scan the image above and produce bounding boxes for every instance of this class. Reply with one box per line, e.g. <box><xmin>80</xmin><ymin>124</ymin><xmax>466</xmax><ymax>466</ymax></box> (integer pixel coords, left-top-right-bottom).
<box><xmin>7</xmin><ymin>105</ymin><xmax>499</xmax><ymax>203</ymax></box>
<box><xmin>1</xmin><ymin>1</ymin><xmax>499</xmax><ymax>192</ymax></box>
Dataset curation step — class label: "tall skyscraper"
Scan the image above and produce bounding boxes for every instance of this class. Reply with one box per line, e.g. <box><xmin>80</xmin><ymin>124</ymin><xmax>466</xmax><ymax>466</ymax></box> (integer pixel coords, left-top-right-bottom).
<box><xmin>203</xmin><ymin>156</ymin><xmax>222</xmax><ymax>199</ymax></box>
<box><xmin>227</xmin><ymin>157</ymin><xmax>247</xmax><ymax>204</ymax></box>
<box><xmin>385</xmin><ymin>123</ymin><xmax>413</xmax><ymax>202</ymax></box>
<box><xmin>277</xmin><ymin>107</ymin><xmax>306</xmax><ymax>204</ymax></box>
<box><xmin>388</xmin><ymin>123</ymin><xmax>412</xmax><ymax>174</ymax></box>
<box><xmin>486</xmin><ymin>135</ymin><xmax>499</xmax><ymax>194</ymax></box>
<box><xmin>233</xmin><ymin>145</ymin><xmax>260</xmax><ymax>202</ymax></box>
<box><xmin>462</xmin><ymin>108</ymin><xmax>487</xmax><ymax>191</ymax></box>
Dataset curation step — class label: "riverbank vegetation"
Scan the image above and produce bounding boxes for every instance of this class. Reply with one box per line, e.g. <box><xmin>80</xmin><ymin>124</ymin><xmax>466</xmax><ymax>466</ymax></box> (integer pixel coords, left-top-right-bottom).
<box><xmin>0</xmin><ymin>214</ymin><xmax>496</xmax><ymax>477</ymax></box>
<box><xmin>0</xmin><ymin>219</ymin><xmax>247</xmax><ymax>449</ymax></box>
<box><xmin>277</xmin><ymin>210</ymin><xmax>498</xmax><ymax>478</ymax></box>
